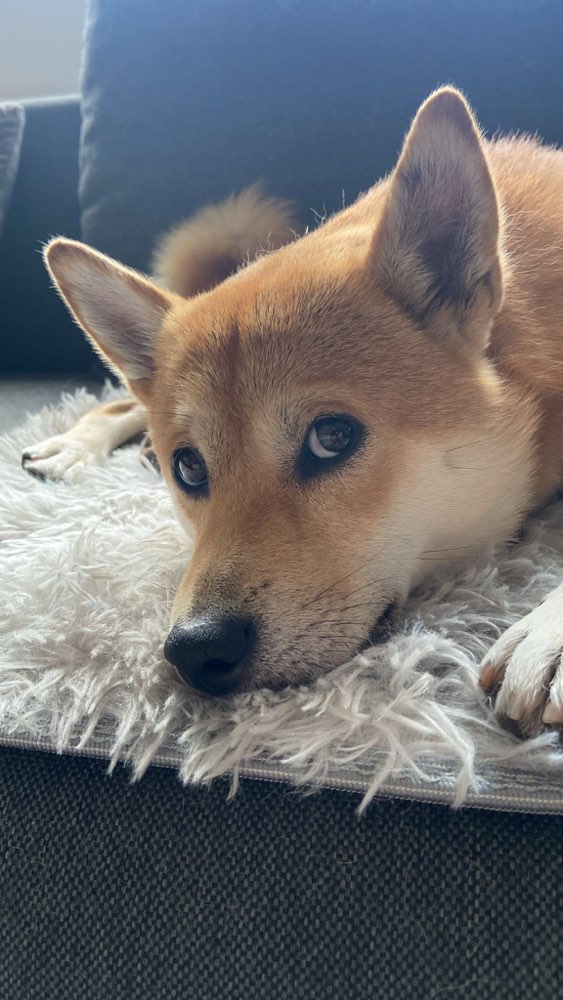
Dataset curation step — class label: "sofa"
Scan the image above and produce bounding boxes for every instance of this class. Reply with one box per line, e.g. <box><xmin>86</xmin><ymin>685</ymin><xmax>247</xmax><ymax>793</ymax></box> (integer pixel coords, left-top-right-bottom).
<box><xmin>1</xmin><ymin>2</ymin><xmax>562</xmax><ymax>996</ymax></box>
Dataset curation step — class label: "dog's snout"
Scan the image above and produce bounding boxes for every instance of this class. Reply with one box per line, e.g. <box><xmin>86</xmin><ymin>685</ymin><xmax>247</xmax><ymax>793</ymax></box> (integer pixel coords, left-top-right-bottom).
<box><xmin>164</xmin><ymin>616</ymin><xmax>256</xmax><ymax>695</ymax></box>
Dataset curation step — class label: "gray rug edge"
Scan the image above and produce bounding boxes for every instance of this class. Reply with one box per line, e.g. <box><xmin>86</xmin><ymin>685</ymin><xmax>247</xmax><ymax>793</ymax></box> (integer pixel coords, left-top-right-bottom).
<box><xmin>2</xmin><ymin>731</ymin><xmax>561</xmax><ymax>816</ymax></box>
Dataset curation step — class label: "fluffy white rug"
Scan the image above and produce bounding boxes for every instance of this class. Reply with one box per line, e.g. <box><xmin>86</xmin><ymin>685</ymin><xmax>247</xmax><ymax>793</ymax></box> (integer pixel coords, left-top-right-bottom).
<box><xmin>1</xmin><ymin>386</ymin><xmax>562</xmax><ymax>812</ymax></box>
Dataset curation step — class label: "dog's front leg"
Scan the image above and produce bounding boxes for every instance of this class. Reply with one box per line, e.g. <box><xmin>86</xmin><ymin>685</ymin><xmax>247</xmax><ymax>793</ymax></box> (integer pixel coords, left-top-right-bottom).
<box><xmin>22</xmin><ymin>397</ymin><xmax>147</xmax><ymax>481</ymax></box>
<box><xmin>480</xmin><ymin>583</ymin><xmax>563</xmax><ymax>735</ymax></box>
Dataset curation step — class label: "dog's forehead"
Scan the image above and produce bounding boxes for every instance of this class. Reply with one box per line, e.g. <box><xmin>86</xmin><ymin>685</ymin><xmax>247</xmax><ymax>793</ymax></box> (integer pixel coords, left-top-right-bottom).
<box><xmin>156</xmin><ymin>294</ymin><xmax>350</xmax><ymax>460</ymax></box>
<box><xmin>154</xmin><ymin>253</ymin><xmax>458</xmax><ymax>448</ymax></box>
<box><xmin>160</xmin><ymin>260</ymin><xmax>400</xmax><ymax>390</ymax></box>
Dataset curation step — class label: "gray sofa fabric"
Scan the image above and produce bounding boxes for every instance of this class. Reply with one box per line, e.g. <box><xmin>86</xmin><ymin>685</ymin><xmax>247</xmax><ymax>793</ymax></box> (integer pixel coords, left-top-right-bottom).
<box><xmin>0</xmin><ymin>104</ymin><xmax>24</xmax><ymax>240</ymax></box>
<box><xmin>2</xmin><ymin>747</ymin><xmax>562</xmax><ymax>1000</ymax></box>
<box><xmin>0</xmin><ymin>98</ymin><xmax>99</xmax><ymax>375</ymax></box>
<box><xmin>80</xmin><ymin>0</ymin><xmax>563</xmax><ymax>273</ymax></box>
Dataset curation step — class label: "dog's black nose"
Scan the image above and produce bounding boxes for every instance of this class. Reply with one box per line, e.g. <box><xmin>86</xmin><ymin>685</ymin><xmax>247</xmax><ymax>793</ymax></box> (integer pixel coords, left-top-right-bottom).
<box><xmin>164</xmin><ymin>616</ymin><xmax>255</xmax><ymax>695</ymax></box>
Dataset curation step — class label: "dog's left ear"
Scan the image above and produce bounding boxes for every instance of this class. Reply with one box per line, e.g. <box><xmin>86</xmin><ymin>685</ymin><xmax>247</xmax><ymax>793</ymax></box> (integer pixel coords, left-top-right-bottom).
<box><xmin>371</xmin><ymin>87</ymin><xmax>503</xmax><ymax>350</ymax></box>
<box><xmin>45</xmin><ymin>239</ymin><xmax>175</xmax><ymax>400</ymax></box>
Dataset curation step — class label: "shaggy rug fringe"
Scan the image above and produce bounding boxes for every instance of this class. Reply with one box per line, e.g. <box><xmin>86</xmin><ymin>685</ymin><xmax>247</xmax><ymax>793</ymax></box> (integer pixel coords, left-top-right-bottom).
<box><xmin>1</xmin><ymin>386</ymin><xmax>562</xmax><ymax>811</ymax></box>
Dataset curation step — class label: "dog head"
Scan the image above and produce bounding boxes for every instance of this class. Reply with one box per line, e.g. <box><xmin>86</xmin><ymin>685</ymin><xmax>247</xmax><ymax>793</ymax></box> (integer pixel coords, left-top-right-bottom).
<box><xmin>45</xmin><ymin>88</ymin><xmax>535</xmax><ymax>695</ymax></box>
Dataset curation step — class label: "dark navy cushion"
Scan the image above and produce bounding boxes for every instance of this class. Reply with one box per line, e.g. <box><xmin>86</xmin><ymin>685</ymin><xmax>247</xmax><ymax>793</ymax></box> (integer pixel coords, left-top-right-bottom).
<box><xmin>80</xmin><ymin>0</ymin><xmax>563</xmax><ymax>271</ymax></box>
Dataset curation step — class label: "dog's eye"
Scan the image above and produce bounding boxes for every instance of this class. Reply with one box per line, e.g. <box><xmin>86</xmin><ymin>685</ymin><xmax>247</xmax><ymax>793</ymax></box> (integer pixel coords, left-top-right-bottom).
<box><xmin>298</xmin><ymin>415</ymin><xmax>363</xmax><ymax>480</ymax></box>
<box><xmin>173</xmin><ymin>447</ymin><xmax>208</xmax><ymax>495</ymax></box>
<box><xmin>307</xmin><ymin>417</ymin><xmax>354</xmax><ymax>458</ymax></box>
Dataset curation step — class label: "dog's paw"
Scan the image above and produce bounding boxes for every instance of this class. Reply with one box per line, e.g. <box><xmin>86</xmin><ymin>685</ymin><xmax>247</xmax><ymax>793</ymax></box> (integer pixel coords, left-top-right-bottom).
<box><xmin>480</xmin><ymin>583</ymin><xmax>563</xmax><ymax>736</ymax></box>
<box><xmin>21</xmin><ymin>434</ymin><xmax>100</xmax><ymax>482</ymax></box>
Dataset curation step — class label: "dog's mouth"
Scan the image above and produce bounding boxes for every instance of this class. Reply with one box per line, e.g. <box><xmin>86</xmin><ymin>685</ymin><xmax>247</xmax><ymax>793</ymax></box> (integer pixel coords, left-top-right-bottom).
<box><xmin>362</xmin><ymin>600</ymin><xmax>400</xmax><ymax>648</ymax></box>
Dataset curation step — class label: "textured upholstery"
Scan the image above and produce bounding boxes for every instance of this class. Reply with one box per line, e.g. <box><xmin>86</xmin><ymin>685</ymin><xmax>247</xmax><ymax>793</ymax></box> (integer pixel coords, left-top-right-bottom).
<box><xmin>1</xmin><ymin>746</ymin><xmax>562</xmax><ymax>1000</ymax></box>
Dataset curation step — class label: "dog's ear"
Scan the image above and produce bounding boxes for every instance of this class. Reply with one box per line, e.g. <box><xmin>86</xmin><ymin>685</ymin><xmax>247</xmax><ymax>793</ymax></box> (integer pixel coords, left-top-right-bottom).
<box><xmin>370</xmin><ymin>87</ymin><xmax>503</xmax><ymax>349</ymax></box>
<box><xmin>44</xmin><ymin>239</ymin><xmax>174</xmax><ymax>398</ymax></box>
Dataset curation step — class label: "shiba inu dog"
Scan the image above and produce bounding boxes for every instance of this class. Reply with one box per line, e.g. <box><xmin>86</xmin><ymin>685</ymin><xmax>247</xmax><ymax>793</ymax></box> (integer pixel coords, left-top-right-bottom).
<box><xmin>22</xmin><ymin>88</ymin><xmax>563</xmax><ymax>736</ymax></box>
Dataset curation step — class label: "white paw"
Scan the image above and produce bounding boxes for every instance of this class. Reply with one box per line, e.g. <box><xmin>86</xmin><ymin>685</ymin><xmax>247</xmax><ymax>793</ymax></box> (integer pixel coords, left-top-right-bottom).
<box><xmin>480</xmin><ymin>583</ymin><xmax>563</xmax><ymax>736</ymax></box>
<box><xmin>21</xmin><ymin>434</ymin><xmax>102</xmax><ymax>482</ymax></box>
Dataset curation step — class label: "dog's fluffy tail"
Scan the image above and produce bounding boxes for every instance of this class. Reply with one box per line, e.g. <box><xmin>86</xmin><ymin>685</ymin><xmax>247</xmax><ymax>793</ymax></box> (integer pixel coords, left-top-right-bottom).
<box><xmin>152</xmin><ymin>182</ymin><xmax>296</xmax><ymax>297</ymax></box>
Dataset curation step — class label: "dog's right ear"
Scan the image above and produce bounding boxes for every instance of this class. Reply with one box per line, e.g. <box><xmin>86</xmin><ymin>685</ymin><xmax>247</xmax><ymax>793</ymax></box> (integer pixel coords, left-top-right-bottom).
<box><xmin>44</xmin><ymin>239</ymin><xmax>174</xmax><ymax>398</ymax></box>
<box><xmin>370</xmin><ymin>88</ymin><xmax>503</xmax><ymax>351</ymax></box>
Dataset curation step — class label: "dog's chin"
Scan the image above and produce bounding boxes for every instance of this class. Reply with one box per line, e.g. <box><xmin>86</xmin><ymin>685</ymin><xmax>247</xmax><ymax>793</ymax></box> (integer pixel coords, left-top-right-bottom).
<box><xmin>251</xmin><ymin>603</ymin><xmax>400</xmax><ymax>693</ymax></box>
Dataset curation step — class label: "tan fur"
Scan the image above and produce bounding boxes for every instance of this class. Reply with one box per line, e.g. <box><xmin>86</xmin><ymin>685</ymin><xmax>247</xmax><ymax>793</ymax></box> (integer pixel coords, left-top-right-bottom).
<box><xmin>153</xmin><ymin>182</ymin><xmax>296</xmax><ymax>297</ymax></box>
<box><xmin>34</xmin><ymin>89</ymin><xmax>563</xmax><ymax>726</ymax></box>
